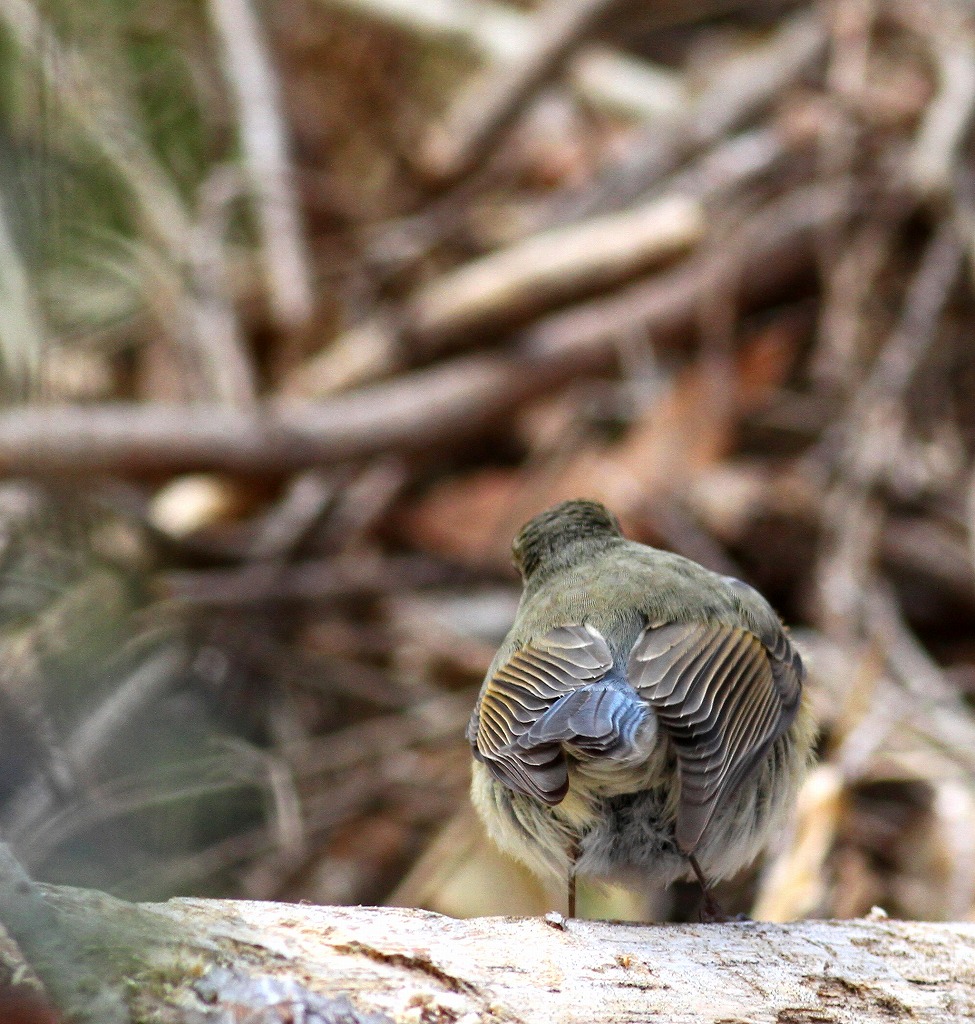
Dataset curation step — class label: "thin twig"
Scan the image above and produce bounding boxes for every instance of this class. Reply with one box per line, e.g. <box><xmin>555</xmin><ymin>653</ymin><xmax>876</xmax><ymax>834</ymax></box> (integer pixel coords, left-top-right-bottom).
<box><xmin>893</xmin><ymin>0</ymin><xmax>975</xmax><ymax>198</ymax></box>
<box><xmin>1</xmin><ymin>645</ymin><xmax>189</xmax><ymax>845</ymax></box>
<box><xmin>162</xmin><ymin>552</ymin><xmax>469</xmax><ymax>605</ymax></box>
<box><xmin>423</xmin><ymin>0</ymin><xmax>624</xmax><ymax>184</ymax></box>
<box><xmin>0</xmin><ymin>188</ymin><xmax>44</xmax><ymax>397</ymax></box>
<box><xmin>550</xmin><ymin>8</ymin><xmax>827</xmax><ymax>221</ymax></box>
<box><xmin>208</xmin><ymin>0</ymin><xmax>313</xmax><ymax>329</ymax></box>
<box><xmin>806</xmin><ymin>218</ymin><xmax>965</xmax><ymax>483</ymax></box>
<box><xmin>864</xmin><ymin>584</ymin><xmax>975</xmax><ymax>776</ymax></box>
<box><xmin>284</xmin><ymin>695</ymin><xmax>472</xmax><ymax>779</ymax></box>
<box><xmin>18</xmin><ymin>751</ymin><xmax>277</xmax><ymax>870</ymax></box>
<box><xmin>320</xmin><ymin>0</ymin><xmax>686</xmax><ymax>122</ymax></box>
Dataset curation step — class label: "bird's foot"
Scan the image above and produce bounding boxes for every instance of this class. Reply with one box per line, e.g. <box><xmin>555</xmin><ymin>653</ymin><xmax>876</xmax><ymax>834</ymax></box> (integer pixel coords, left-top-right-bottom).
<box><xmin>697</xmin><ymin>891</ymin><xmax>725</xmax><ymax>923</ymax></box>
<box><xmin>688</xmin><ymin>852</ymin><xmax>750</xmax><ymax>923</ymax></box>
<box><xmin>697</xmin><ymin>900</ymin><xmax>751</xmax><ymax>924</ymax></box>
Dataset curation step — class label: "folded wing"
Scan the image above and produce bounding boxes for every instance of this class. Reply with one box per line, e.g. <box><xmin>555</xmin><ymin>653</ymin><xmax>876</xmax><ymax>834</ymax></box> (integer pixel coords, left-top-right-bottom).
<box><xmin>628</xmin><ymin>619</ymin><xmax>803</xmax><ymax>854</ymax></box>
<box><xmin>470</xmin><ymin>624</ymin><xmax>648</xmax><ymax>805</ymax></box>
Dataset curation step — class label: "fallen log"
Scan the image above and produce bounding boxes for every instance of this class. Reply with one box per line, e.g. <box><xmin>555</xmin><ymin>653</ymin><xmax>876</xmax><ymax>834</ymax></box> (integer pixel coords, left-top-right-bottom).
<box><xmin>2</xmin><ymin>860</ymin><xmax>974</xmax><ymax>1023</ymax></box>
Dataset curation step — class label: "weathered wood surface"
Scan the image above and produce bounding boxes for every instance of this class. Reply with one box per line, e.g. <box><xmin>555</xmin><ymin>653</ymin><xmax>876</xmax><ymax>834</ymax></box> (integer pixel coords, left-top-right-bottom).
<box><xmin>8</xmin><ymin>881</ymin><xmax>975</xmax><ymax>1023</ymax></box>
<box><xmin>154</xmin><ymin>901</ymin><xmax>975</xmax><ymax>1023</ymax></box>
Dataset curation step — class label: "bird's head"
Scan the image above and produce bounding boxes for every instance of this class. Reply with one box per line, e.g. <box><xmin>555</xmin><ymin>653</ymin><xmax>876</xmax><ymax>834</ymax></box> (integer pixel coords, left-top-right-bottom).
<box><xmin>512</xmin><ymin>499</ymin><xmax>623</xmax><ymax>582</ymax></box>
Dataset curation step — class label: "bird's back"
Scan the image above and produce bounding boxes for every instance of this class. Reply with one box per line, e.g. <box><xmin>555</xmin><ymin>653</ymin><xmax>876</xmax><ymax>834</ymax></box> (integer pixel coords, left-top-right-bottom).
<box><xmin>502</xmin><ymin>540</ymin><xmax>783</xmax><ymax>671</ymax></box>
<box><xmin>468</xmin><ymin>501</ymin><xmax>812</xmax><ymax>901</ymax></box>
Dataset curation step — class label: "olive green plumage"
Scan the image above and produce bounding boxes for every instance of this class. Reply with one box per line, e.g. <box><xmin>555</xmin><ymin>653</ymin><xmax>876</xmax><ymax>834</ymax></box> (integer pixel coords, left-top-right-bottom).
<box><xmin>468</xmin><ymin>499</ymin><xmax>816</xmax><ymax>908</ymax></box>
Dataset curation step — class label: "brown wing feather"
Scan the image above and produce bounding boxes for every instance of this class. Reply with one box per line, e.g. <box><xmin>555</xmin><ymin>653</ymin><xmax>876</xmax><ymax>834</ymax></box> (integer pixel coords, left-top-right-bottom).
<box><xmin>628</xmin><ymin>619</ymin><xmax>802</xmax><ymax>853</ymax></box>
<box><xmin>469</xmin><ymin>624</ymin><xmax>613</xmax><ymax>804</ymax></box>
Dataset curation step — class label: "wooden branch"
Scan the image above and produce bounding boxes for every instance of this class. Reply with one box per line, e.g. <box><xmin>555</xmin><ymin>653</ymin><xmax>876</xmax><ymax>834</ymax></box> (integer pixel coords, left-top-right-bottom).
<box><xmin>290</xmin><ymin>126</ymin><xmax>787</xmax><ymax>394</ymax></box>
<box><xmin>422</xmin><ymin>0</ymin><xmax>623</xmax><ymax>184</ymax></box>
<box><xmin>3</xmin><ymin>865</ymin><xmax>975</xmax><ymax>1023</ymax></box>
<box><xmin>0</xmin><ymin>185</ymin><xmax>838</xmax><ymax>477</ymax></box>
<box><xmin>319</xmin><ymin>0</ymin><xmax>686</xmax><ymax>122</ymax></box>
<box><xmin>890</xmin><ymin>0</ymin><xmax>975</xmax><ymax>199</ymax></box>
<box><xmin>161</xmin><ymin>552</ymin><xmax>469</xmax><ymax>605</ymax></box>
<box><xmin>0</xmin><ymin>346</ymin><xmax>602</xmax><ymax>475</ymax></box>
<box><xmin>519</xmin><ymin>184</ymin><xmax>844</xmax><ymax>360</ymax></box>
<box><xmin>208</xmin><ymin>0</ymin><xmax>313</xmax><ymax>329</ymax></box>
<box><xmin>556</xmin><ymin>8</ymin><xmax>826</xmax><ymax>220</ymax></box>
<box><xmin>404</xmin><ymin>193</ymin><xmax>704</xmax><ymax>351</ymax></box>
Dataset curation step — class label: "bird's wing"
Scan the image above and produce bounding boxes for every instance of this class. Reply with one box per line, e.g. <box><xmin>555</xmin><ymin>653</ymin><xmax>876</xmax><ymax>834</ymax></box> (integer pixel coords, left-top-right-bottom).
<box><xmin>721</xmin><ymin>575</ymin><xmax>804</xmax><ymax>711</ymax></box>
<box><xmin>470</xmin><ymin>624</ymin><xmax>646</xmax><ymax>805</ymax></box>
<box><xmin>628</xmin><ymin>619</ymin><xmax>803</xmax><ymax>854</ymax></box>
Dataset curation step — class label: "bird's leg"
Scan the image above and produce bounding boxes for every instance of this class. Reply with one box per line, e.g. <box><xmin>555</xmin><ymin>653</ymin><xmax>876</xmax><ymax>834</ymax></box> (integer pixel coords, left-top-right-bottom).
<box><xmin>688</xmin><ymin>854</ymin><xmax>725</xmax><ymax>923</ymax></box>
<box><xmin>567</xmin><ymin>837</ymin><xmax>580</xmax><ymax>918</ymax></box>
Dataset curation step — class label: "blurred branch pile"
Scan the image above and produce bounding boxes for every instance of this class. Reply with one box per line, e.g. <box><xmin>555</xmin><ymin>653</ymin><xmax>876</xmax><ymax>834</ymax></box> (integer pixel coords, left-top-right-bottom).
<box><xmin>1</xmin><ymin>0</ymin><xmax>975</xmax><ymax>925</ymax></box>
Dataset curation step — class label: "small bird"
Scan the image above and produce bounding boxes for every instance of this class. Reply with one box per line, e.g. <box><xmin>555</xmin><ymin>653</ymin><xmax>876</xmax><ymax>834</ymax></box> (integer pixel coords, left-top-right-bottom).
<box><xmin>467</xmin><ymin>499</ymin><xmax>815</xmax><ymax>919</ymax></box>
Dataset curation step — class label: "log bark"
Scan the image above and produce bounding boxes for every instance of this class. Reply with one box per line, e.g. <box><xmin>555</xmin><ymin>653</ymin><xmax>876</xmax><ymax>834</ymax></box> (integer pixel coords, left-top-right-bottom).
<box><xmin>2</xmin><ymin>873</ymin><xmax>975</xmax><ymax>1023</ymax></box>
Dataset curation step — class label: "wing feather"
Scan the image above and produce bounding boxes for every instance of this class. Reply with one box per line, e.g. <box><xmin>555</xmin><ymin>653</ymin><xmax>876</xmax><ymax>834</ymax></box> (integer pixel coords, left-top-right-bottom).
<box><xmin>470</xmin><ymin>623</ymin><xmax>650</xmax><ymax>805</ymax></box>
<box><xmin>628</xmin><ymin>619</ymin><xmax>802</xmax><ymax>853</ymax></box>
